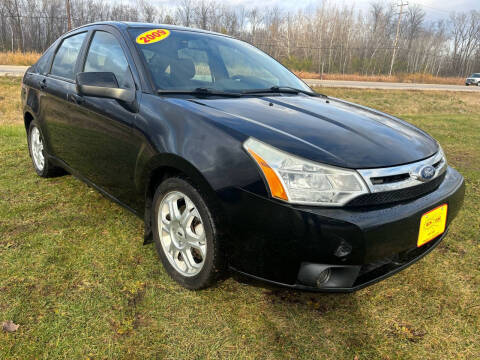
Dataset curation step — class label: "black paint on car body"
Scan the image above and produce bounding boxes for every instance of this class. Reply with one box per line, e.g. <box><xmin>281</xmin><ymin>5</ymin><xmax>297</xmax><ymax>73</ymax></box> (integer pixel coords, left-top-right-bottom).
<box><xmin>22</xmin><ymin>21</ymin><xmax>465</xmax><ymax>292</ymax></box>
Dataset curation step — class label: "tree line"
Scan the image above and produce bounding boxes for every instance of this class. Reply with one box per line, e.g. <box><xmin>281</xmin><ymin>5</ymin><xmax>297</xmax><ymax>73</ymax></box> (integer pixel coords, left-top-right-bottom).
<box><xmin>1</xmin><ymin>0</ymin><xmax>479</xmax><ymax>77</ymax></box>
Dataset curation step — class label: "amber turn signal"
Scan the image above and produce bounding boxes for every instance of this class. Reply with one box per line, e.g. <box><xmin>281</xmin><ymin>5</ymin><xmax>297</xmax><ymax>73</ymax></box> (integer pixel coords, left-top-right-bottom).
<box><xmin>247</xmin><ymin>149</ymin><xmax>288</xmax><ymax>201</ymax></box>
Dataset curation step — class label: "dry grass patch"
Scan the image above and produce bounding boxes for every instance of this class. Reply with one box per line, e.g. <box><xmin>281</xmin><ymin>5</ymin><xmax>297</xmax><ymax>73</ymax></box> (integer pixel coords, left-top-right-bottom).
<box><xmin>298</xmin><ymin>71</ymin><xmax>464</xmax><ymax>85</ymax></box>
<box><xmin>0</xmin><ymin>51</ymin><xmax>41</xmax><ymax>66</ymax></box>
<box><xmin>316</xmin><ymin>87</ymin><xmax>480</xmax><ymax>116</ymax></box>
<box><xmin>0</xmin><ymin>77</ymin><xmax>22</xmax><ymax>125</ymax></box>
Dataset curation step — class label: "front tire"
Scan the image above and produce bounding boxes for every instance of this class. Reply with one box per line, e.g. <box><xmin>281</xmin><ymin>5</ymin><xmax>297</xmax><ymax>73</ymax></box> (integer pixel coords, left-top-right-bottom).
<box><xmin>152</xmin><ymin>177</ymin><xmax>224</xmax><ymax>289</ymax></box>
<box><xmin>27</xmin><ymin>121</ymin><xmax>62</xmax><ymax>177</ymax></box>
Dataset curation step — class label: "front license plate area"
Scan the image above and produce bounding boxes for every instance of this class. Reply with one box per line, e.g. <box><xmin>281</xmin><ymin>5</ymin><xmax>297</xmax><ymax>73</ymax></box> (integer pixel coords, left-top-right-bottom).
<box><xmin>418</xmin><ymin>204</ymin><xmax>448</xmax><ymax>247</ymax></box>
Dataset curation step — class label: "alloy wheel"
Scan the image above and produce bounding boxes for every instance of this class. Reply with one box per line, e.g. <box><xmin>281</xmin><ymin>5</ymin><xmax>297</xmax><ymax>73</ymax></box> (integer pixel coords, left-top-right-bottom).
<box><xmin>157</xmin><ymin>191</ymin><xmax>207</xmax><ymax>277</ymax></box>
<box><xmin>30</xmin><ymin>127</ymin><xmax>45</xmax><ymax>171</ymax></box>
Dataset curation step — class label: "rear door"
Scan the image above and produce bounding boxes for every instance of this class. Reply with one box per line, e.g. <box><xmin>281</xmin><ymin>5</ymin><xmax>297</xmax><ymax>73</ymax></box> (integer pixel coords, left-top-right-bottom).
<box><xmin>22</xmin><ymin>42</ymin><xmax>57</xmax><ymax>132</ymax></box>
<box><xmin>41</xmin><ymin>31</ymin><xmax>88</xmax><ymax>162</ymax></box>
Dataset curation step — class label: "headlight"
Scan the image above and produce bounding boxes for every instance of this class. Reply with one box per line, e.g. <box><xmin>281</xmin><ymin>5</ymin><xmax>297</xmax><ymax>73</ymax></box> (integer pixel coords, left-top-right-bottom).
<box><xmin>243</xmin><ymin>138</ymin><xmax>369</xmax><ymax>206</ymax></box>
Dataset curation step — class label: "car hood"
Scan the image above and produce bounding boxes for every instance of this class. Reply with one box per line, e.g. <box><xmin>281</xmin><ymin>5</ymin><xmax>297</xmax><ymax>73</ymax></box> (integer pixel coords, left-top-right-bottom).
<box><xmin>192</xmin><ymin>95</ymin><xmax>438</xmax><ymax>169</ymax></box>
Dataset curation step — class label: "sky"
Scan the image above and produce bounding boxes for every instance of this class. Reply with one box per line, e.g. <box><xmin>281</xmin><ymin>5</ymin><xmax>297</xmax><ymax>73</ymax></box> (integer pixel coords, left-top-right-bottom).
<box><xmin>230</xmin><ymin>0</ymin><xmax>478</xmax><ymax>13</ymax></box>
<box><xmin>340</xmin><ymin>0</ymin><xmax>479</xmax><ymax>19</ymax></box>
<box><xmin>143</xmin><ymin>0</ymin><xmax>480</xmax><ymax>20</ymax></box>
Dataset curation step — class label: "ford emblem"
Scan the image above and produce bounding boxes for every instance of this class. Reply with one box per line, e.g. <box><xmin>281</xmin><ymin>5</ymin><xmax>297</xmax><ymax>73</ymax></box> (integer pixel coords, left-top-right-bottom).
<box><xmin>419</xmin><ymin>165</ymin><xmax>436</xmax><ymax>181</ymax></box>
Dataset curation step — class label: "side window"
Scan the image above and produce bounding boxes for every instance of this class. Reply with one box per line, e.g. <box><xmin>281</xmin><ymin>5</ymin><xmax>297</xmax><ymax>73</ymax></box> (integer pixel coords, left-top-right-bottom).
<box><xmin>35</xmin><ymin>42</ymin><xmax>56</xmax><ymax>75</ymax></box>
<box><xmin>178</xmin><ymin>47</ymin><xmax>213</xmax><ymax>83</ymax></box>
<box><xmin>51</xmin><ymin>33</ymin><xmax>87</xmax><ymax>80</ymax></box>
<box><xmin>84</xmin><ymin>31</ymin><xmax>134</xmax><ymax>89</ymax></box>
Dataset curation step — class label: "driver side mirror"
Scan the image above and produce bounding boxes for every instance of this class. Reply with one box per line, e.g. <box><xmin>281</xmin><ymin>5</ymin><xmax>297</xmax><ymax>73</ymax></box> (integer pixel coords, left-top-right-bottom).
<box><xmin>76</xmin><ymin>72</ymin><xmax>135</xmax><ymax>103</ymax></box>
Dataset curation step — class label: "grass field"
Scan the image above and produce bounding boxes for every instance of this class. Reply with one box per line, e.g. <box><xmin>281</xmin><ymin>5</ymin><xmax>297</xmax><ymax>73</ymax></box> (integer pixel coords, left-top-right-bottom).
<box><xmin>1</xmin><ymin>76</ymin><xmax>479</xmax><ymax>359</ymax></box>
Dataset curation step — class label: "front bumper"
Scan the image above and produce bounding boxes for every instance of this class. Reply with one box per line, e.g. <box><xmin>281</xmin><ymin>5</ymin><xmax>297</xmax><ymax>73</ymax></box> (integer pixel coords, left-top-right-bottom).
<box><xmin>223</xmin><ymin>166</ymin><xmax>464</xmax><ymax>292</ymax></box>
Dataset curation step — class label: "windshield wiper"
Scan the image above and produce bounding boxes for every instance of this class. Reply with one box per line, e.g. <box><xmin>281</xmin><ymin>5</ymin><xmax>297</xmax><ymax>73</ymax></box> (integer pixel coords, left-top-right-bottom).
<box><xmin>157</xmin><ymin>88</ymin><xmax>242</xmax><ymax>97</ymax></box>
<box><xmin>242</xmin><ymin>86</ymin><xmax>326</xmax><ymax>97</ymax></box>
<box><xmin>157</xmin><ymin>86</ymin><xmax>327</xmax><ymax>98</ymax></box>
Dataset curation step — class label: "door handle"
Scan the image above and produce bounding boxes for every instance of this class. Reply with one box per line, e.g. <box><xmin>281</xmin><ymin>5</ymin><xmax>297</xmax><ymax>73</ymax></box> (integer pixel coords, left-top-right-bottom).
<box><xmin>68</xmin><ymin>93</ymin><xmax>84</xmax><ymax>105</ymax></box>
<box><xmin>39</xmin><ymin>79</ymin><xmax>47</xmax><ymax>90</ymax></box>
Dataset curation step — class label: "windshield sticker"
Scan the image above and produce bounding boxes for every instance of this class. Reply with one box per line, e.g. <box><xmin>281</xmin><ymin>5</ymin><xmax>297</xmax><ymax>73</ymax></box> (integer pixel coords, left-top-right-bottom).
<box><xmin>136</xmin><ymin>29</ymin><xmax>170</xmax><ymax>45</ymax></box>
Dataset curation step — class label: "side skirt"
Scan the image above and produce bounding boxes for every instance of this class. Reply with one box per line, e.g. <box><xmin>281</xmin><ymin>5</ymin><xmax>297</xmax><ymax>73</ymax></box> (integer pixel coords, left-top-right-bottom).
<box><xmin>47</xmin><ymin>153</ymin><xmax>153</xmax><ymax>244</ymax></box>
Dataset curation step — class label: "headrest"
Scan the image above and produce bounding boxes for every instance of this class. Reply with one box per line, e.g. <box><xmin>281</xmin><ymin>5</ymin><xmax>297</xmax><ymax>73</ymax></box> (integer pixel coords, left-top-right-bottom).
<box><xmin>171</xmin><ymin>58</ymin><xmax>195</xmax><ymax>81</ymax></box>
<box><xmin>86</xmin><ymin>53</ymin><xmax>103</xmax><ymax>69</ymax></box>
<box><xmin>149</xmin><ymin>54</ymin><xmax>170</xmax><ymax>73</ymax></box>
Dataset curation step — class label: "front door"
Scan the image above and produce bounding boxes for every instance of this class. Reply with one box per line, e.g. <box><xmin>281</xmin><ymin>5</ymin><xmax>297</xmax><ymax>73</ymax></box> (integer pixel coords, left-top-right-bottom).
<box><xmin>65</xmin><ymin>30</ymin><xmax>140</xmax><ymax>207</ymax></box>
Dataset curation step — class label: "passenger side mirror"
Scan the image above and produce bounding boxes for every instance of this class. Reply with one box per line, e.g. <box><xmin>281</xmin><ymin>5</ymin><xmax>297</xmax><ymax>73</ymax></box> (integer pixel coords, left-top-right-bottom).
<box><xmin>76</xmin><ymin>72</ymin><xmax>135</xmax><ymax>103</ymax></box>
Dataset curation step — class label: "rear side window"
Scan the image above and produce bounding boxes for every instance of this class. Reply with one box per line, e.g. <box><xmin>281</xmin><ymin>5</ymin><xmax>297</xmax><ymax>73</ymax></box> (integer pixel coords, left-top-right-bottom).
<box><xmin>84</xmin><ymin>31</ymin><xmax>134</xmax><ymax>89</ymax></box>
<box><xmin>51</xmin><ymin>32</ymin><xmax>87</xmax><ymax>80</ymax></box>
<box><xmin>35</xmin><ymin>42</ymin><xmax>56</xmax><ymax>75</ymax></box>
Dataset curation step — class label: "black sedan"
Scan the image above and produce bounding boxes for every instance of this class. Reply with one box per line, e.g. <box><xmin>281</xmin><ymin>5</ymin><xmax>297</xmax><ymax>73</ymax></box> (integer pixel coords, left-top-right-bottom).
<box><xmin>21</xmin><ymin>22</ymin><xmax>465</xmax><ymax>292</ymax></box>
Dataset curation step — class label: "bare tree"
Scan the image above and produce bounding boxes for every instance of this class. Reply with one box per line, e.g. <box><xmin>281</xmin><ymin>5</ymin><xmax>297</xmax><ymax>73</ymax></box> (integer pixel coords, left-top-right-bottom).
<box><xmin>0</xmin><ymin>0</ymin><xmax>478</xmax><ymax>77</ymax></box>
<box><xmin>138</xmin><ymin>0</ymin><xmax>158</xmax><ymax>24</ymax></box>
<box><xmin>176</xmin><ymin>0</ymin><xmax>193</xmax><ymax>27</ymax></box>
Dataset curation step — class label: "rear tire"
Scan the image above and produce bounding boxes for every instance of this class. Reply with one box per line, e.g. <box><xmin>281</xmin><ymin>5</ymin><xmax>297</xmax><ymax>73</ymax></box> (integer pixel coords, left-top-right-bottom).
<box><xmin>27</xmin><ymin>121</ymin><xmax>63</xmax><ymax>178</ymax></box>
<box><xmin>152</xmin><ymin>177</ymin><xmax>224</xmax><ymax>289</ymax></box>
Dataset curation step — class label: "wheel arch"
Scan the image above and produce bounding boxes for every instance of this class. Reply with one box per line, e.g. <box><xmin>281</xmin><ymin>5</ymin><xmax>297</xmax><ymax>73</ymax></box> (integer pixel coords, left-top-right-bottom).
<box><xmin>141</xmin><ymin>153</ymin><xmax>222</xmax><ymax>244</ymax></box>
<box><xmin>24</xmin><ymin>111</ymin><xmax>35</xmax><ymax>133</ymax></box>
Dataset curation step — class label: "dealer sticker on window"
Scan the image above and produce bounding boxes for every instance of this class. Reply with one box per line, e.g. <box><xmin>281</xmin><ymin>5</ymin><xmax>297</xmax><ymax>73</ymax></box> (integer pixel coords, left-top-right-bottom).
<box><xmin>418</xmin><ymin>204</ymin><xmax>448</xmax><ymax>247</ymax></box>
<box><xmin>136</xmin><ymin>29</ymin><xmax>170</xmax><ymax>45</ymax></box>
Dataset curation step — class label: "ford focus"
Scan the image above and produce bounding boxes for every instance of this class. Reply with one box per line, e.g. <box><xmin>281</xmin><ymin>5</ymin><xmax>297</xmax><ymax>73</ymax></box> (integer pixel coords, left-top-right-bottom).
<box><xmin>21</xmin><ymin>22</ymin><xmax>465</xmax><ymax>292</ymax></box>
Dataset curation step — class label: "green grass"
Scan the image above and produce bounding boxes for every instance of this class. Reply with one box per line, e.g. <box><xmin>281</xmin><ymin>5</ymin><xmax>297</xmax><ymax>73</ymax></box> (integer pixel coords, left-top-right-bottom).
<box><xmin>1</xmin><ymin>79</ymin><xmax>479</xmax><ymax>359</ymax></box>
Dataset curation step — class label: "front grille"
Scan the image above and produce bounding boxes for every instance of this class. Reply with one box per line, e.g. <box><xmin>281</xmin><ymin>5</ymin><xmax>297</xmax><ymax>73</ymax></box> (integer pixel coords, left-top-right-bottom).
<box><xmin>347</xmin><ymin>171</ymin><xmax>446</xmax><ymax>207</ymax></box>
<box><xmin>371</xmin><ymin>173</ymin><xmax>410</xmax><ymax>185</ymax></box>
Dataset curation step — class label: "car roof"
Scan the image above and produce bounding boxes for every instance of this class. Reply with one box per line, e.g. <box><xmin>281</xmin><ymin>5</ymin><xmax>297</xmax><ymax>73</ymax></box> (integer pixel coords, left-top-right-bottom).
<box><xmin>68</xmin><ymin>21</ymin><xmax>232</xmax><ymax>39</ymax></box>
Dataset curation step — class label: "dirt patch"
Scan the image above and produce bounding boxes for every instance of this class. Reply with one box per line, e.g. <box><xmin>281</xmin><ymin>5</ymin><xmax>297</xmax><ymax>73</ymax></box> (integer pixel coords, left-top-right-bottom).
<box><xmin>264</xmin><ymin>289</ymin><xmax>339</xmax><ymax>314</ymax></box>
<box><xmin>388</xmin><ymin>322</ymin><xmax>426</xmax><ymax>343</ymax></box>
<box><xmin>445</xmin><ymin>149</ymin><xmax>479</xmax><ymax>171</ymax></box>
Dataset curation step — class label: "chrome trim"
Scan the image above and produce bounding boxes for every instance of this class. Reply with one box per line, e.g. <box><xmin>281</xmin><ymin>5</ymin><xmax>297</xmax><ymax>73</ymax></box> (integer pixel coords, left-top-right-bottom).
<box><xmin>357</xmin><ymin>149</ymin><xmax>447</xmax><ymax>193</ymax></box>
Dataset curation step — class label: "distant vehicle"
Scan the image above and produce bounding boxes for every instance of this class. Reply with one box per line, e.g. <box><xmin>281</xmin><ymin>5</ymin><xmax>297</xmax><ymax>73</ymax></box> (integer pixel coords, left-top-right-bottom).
<box><xmin>22</xmin><ymin>22</ymin><xmax>465</xmax><ymax>292</ymax></box>
<box><xmin>465</xmin><ymin>73</ymin><xmax>480</xmax><ymax>86</ymax></box>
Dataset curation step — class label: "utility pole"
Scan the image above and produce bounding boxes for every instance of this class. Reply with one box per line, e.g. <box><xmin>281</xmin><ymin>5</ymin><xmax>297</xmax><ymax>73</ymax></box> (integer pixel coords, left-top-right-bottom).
<box><xmin>389</xmin><ymin>1</ymin><xmax>408</xmax><ymax>76</ymax></box>
<box><xmin>66</xmin><ymin>0</ymin><xmax>72</xmax><ymax>31</ymax></box>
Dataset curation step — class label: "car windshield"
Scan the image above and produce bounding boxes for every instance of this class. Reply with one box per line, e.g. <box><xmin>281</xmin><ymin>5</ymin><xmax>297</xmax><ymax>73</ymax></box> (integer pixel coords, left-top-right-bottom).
<box><xmin>471</xmin><ymin>74</ymin><xmax>480</xmax><ymax>78</ymax></box>
<box><xmin>129</xmin><ymin>28</ymin><xmax>311</xmax><ymax>93</ymax></box>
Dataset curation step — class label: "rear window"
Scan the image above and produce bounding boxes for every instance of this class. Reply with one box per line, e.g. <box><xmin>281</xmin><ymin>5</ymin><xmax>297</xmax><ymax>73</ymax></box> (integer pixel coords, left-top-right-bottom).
<box><xmin>51</xmin><ymin>32</ymin><xmax>87</xmax><ymax>80</ymax></box>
